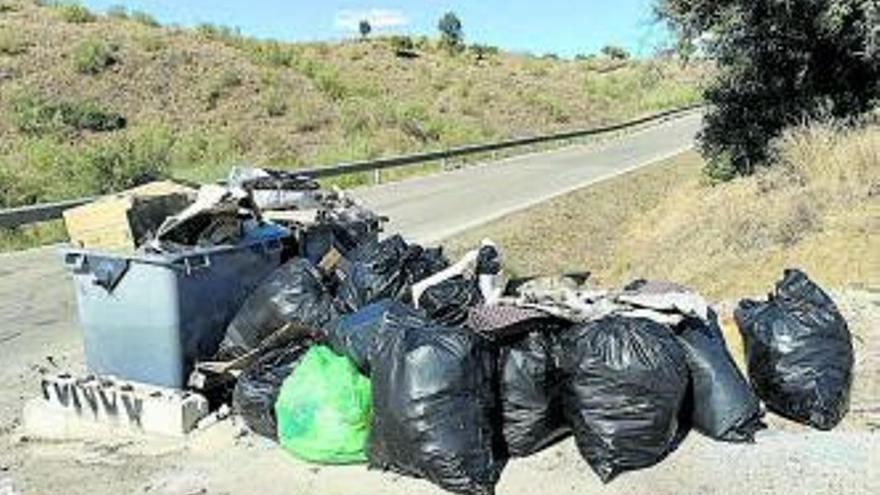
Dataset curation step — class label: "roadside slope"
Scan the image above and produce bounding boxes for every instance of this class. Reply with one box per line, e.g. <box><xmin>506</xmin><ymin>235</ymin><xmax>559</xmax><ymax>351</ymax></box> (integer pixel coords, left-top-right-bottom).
<box><xmin>0</xmin><ymin>0</ymin><xmax>706</xmax><ymax>207</ymax></box>
<box><xmin>446</xmin><ymin>123</ymin><xmax>879</xmax><ymax>299</ymax></box>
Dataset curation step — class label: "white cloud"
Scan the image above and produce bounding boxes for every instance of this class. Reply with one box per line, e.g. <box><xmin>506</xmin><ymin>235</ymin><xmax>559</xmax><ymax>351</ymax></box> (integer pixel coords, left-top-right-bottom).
<box><xmin>333</xmin><ymin>8</ymin><xmax>409</xmax><ymax>31</ymax></box>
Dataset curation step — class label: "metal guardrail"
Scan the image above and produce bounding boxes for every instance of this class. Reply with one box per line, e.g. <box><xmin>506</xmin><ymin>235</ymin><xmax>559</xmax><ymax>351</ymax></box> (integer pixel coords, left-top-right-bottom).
<box><xmin>0</xmin><ymin>105</ymin><xmax>701</xmax><ymax>229</ymax></box>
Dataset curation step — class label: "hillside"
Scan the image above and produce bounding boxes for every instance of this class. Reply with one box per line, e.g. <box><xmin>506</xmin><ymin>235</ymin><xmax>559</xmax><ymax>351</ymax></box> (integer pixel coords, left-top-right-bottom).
<box><xmin>448</xmin><ymin>121</ymin><xmax>879</xmax><ymax>300</ymax></box>
<box><xmin>0</xmin><ymin>0</ymin><xmax>705</xmax><ymax>208</ymax></box>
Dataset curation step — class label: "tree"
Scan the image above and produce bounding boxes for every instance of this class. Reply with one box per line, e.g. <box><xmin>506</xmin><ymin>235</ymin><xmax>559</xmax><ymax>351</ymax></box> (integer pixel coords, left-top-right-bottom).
<box><xmin>469</xmin><ymin>43</ymin><xmax>498</xmax><ymax>61</ymax></box>
<box><xmin>600</xmin><ymin>45</ymin><xmax>629</xmax><ymax>60</ymax></box>
<box><xmin>390</xmin><ymin>35</ymin><xmax>417</xmax><ymax>58</ymax></box>
<box><xmin>438</xmin><ymin>11</ymin><xmax>464</xmax><ymax>52</ymax></box>
<box><xmin>358</xmin><ymin>19</ymin><xmax>371</xmax><ymax>40</ymax></box>
<box><xmin>657</xmin><ymin>0</ymin><xmax>880</xmax><ymax>179</ymax></box>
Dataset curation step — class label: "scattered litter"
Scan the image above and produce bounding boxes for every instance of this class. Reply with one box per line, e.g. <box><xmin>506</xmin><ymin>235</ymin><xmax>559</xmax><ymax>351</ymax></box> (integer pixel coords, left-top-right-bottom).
<box><xmin>735</xmin><ymin>269</ymin><xmax>854</xmax><ymax>430</ymax></box>
<box><xmin>150</xmin><ymin>184</ymin><xmax>259</xmax><ymax>250</ymax></box>
<box><xmin>227</xmin><ymin>167</ymin><xmax>320</xmax><ymax>211</ymax></box>
<box><xmin>63</xmin><ymin>180</ymin><xmax>195</xmax><ymax>253</ymax></box>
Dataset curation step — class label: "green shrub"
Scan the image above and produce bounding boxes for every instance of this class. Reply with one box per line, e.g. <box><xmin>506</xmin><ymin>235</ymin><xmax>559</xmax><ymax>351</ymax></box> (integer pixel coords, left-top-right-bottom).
<box><xmin>204</xmin><ymin>69</ymin><xmax>242</xmax><ymax>109</ymax></box>
<box><xmin>106</xmin><ymin>4</ymin><xmax>127</xmax><ymax>19</ymax></box>
<box><xmin>56</xmin><ymin>3</ymin><xmax>94</xmax><ymax>23</ymax></box>
<box><xmin>262</xmin><ymin>87</ymin><xmax>288</xmax><ymax>117</ymax></box>
<box><xmin>393</xmin><ymin>104</ymin><xmax>442</xmax><ymax>143</ymax></box>
<box><xmin>9</xmin><ymin>92</ymin><xmax>126</xmax><ymax>136</ymax></box>
<box><xmin>389</xmin><ymin>35</ymin><xmax>416</xmax><ymax>57</ymax></box>
<box><xmin>600</xmin><ymin>45</ymin><xmax>629</xmax><ymax>60</ymax></box>
<box><xmin>138</xmin><ymin>33</ymin><xmax>166</xmax><ymax>52</ymax></box>
<box><xmin>196</xmin><ymin>23</ymin><xmax>242</xmax><ymax>45</ymax></box>
<box><xmin>248</xmin><ymin>40</ymin><xmax>295</xmax><ymax>67</ymax></box>
<box><xmin>469</xmin><ymin>43</ymin><xmax>498</xmax><ymax>61</ymax></box>
<box><xmin>72</xmin><ymin>38</ymin><xmax>117</xmax><ymax>74</ymax></box>
<box><xmin>313</xmin><ymin>67</ymin><xmax>347</xmax><ymax>101</ymax></box>
<box><xmin>0</xmin><ymin>220</ymin><xmax>67</xmax><ymax>253</ymax></box>
<box><xmin>0</xmin><ymin>31</ymin><xmax>26</xmax><ymax>55</ymax></box>
<box><xmin>658</xmin><ymin>0</ymin><xmax>880</xmax><ymax>178</ymax></box>
<box><xmin>3</xmin><ymin>125</ymin><xmax>173</xmax><ymax>206</ymax></box>
<box><xmin>130</xmin><ymin>10</ymin><xmax>159</xmax><ymax>27</ymax></box>
<box><xmin>82</xmin><ymin>125</ymin><xmax>173</xmax><ymax>193</ymax></box>
<box><xmin>338</xmin><ymin>100</ymin><xmax>376</xmax><ymax>137</ymax></box>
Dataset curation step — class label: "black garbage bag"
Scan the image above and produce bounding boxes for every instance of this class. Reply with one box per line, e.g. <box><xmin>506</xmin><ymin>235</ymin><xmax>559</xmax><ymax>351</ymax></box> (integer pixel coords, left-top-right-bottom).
<box><xmin>418</xmin><ymin>276</ymin><xmax>483</xmax><ymax>326</ymax></box>
<box><xmin>322</xmin><ymin>299</ymin><xmax>398</xmax><ymax>375</ymax></box>
<box><xmin>404</xmin><ymin>246</ymin><xmax>449</xmax><ymax>288</ymax></box>
<box><xmin>333</xmin><ymin>235</ymin><xmax>448</xmax><ymax>313</ymax></box>
<box><xmin>734</xmin><ymin>269</ymin><xmax>854</xmax><ymax>430</ymax></box>
<box><xmin>676</xmin><ymin>311</ymin><xmax>765</xmax><ymax>442</ymax></box>
<box><xmin>232</xmin><ymin>339</ymin><xmax>312</xmax><ymax>438</ymax></box>
<box><xmin>219</xmin><ymin>259</ymin><xmax>338</xmax><ymax>359</ymax></box>
<box><xmin>498</xmin><ymin>330</ymin><xmax>569</xmax><ymax>457</ymax></box>
<box><xmin>299</xmin><ymin>214</ymin><xmax>381</xmax><ymax>265</ymax></box>
<box><xmin>369</xmin><ymin>306</ymin><xmax>505</xmax><ymax>495</ymax></box>
<box><xmin>560</xmin><ymin>316</ymin><xmax>689</xmax><ymax>483</ymax></box>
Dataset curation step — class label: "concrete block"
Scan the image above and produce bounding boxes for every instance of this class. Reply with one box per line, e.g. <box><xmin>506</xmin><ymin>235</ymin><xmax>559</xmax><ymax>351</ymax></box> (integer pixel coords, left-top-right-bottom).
<box><xmin>24</xmin><ymin>373</ymin><xmax>209</xmax><ymax>439</ymax></box>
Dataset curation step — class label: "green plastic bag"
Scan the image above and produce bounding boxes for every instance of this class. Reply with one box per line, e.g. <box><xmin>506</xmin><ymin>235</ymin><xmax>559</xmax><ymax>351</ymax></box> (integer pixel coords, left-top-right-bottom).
<box><xmin>275</xmin><ymin>345</ymin><xmax>372</xmax><ymax>464</ymax></box>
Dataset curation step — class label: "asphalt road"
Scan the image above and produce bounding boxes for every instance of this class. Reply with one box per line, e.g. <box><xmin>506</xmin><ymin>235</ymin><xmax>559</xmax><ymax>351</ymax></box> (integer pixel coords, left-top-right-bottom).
<box><xmin>353</xmin><ymin>111</ymin><xmax>701</xmax><ymax>244</ymax></box>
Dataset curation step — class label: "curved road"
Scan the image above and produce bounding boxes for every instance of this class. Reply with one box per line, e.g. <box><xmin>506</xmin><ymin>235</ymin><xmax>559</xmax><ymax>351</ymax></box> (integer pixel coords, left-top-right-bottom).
<box><xmin>354</xmin><ymin>111</ymin><xmax>701</xmax><ymax>244</ymax></box>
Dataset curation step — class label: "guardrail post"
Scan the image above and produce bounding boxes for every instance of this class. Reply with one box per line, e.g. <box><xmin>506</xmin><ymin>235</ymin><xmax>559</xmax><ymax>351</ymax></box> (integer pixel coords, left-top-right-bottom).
<box><xmin>372</xmin><ymin>168</ymin><xmax>381</xmax><ymax>185</ymax></box>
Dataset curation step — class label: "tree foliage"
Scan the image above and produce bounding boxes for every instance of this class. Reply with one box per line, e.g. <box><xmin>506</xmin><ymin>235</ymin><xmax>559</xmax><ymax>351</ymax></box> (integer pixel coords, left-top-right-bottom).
<box><xmin>657</xmin><ymin>0</ymin><xmax>880</xmax><ymax>179</ymax></box>
<box><xmin>358</xmin><ymin>19</ymin><xmax>371</xmax><ymax>39</ymax></box>
<box><xmin>438</xmin><ymin>11</ymin><xmax>464</xmax><ymax>52</ymax></box>
<box><xmin>601</xmin><ymin>45</ymin><xmax>630</xmax><ymax>60</ymax></box>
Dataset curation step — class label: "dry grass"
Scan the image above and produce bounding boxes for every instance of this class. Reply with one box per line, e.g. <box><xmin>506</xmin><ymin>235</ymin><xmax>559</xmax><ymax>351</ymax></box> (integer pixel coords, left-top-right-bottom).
<box><xmin>0</xmin><ymin>0</ymin><xmax>707</xmax><ymax>205</ymax></box>
<box><xmin>447</xmin><ymin>122</ymin><xmax>880</xmax><ymax>301</ymax></box>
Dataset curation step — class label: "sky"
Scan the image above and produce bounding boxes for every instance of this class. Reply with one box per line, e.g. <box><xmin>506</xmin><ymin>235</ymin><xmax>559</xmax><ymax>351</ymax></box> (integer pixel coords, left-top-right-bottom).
<box><xmin>81</xmin><ymin>1</ymin><xmax>671</xmax><ymax>58</ymax></box>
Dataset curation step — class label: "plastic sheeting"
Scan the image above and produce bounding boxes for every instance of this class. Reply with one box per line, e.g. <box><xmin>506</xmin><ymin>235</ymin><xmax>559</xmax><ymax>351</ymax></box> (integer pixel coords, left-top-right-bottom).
<box><xmin>560</xmin><ymin>316</ymin><xmax>689</xmax><ymax>483</ymax></box>
<box><xmin>735</xmin><ymin>269</ymin><xmax>853</xmax><ymax>430</ymax></box>
<box><xmin>369</xmin><ymin>306</ymin><xmax>505</xmax><ymax>495</ymax></box>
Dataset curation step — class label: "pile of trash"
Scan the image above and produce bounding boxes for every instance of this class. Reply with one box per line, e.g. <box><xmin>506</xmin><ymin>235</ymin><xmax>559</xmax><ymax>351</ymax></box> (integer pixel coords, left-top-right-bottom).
<box><xmin>60</xmin><ymin>168</ymin><xmax>855</xmax><ymax>495</ymax></box>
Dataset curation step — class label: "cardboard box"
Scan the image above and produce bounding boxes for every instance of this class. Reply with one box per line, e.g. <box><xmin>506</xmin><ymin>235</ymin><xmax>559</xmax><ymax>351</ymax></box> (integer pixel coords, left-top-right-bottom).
<box><xmin>63</xmin><ymin>181</ymin><xmax>195</xmax><ymax>252</ymax></box>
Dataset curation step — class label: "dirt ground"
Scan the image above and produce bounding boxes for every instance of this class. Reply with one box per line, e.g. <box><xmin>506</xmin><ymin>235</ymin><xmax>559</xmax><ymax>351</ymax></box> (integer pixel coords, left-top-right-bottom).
<box><xmin>0</xmin><ymin>247</ymin><xmax>878</xmax><ymax>495</ymax></box>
